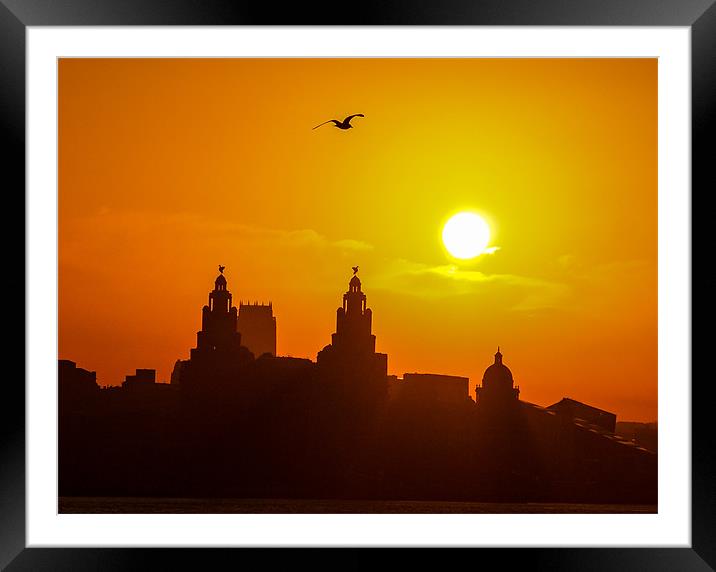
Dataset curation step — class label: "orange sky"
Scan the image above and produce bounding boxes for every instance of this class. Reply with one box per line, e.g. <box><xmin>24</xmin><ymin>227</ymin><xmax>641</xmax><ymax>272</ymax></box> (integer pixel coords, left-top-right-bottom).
<box><xmin>58</xmin><ymin>58</ymin><xmax>657</xmax><ymax>421</ymax></box>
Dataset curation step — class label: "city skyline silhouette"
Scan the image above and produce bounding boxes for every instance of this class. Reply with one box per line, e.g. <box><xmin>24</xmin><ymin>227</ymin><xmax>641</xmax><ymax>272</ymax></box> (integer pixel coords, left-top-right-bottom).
<box><xmin>59</xmin><ymin>266</ymin><xmax>657</xmax><ymax>509</ymax></box>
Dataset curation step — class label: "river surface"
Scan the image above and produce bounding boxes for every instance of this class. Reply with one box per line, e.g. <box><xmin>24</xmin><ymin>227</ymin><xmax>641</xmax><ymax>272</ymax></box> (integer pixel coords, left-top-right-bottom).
<box><xmin>59</xmin><ymin>497</ymin><xmax>657</xmax><ymax>514</ymax></box>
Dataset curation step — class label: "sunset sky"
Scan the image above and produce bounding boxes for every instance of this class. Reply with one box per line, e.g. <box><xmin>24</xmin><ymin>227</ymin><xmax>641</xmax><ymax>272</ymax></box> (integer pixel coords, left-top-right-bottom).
<box><xmin>58</xmin><ymin>58</ymin><xmax>657</xmax><ymax>421</ymax></box>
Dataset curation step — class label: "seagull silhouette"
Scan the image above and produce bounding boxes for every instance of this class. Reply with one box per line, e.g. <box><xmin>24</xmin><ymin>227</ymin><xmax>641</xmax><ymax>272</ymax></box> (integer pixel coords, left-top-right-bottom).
<box><xmin>313</xmin><ymin>114</ymin><xmax>365</xmax><ymax>130</ymax></box>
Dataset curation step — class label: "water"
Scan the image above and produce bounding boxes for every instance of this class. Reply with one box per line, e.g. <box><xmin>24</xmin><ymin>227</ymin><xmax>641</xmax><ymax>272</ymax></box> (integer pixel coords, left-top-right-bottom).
<box><xmin>59</xmin><ymin>497</ymin><xmax>657</xmax><ymax>514</ymax></box>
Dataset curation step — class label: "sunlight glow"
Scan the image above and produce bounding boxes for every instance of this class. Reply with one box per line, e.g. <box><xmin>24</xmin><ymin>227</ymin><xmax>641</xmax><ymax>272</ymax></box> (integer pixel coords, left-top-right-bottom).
<box><xmin>442</xmin><ymin>212</ymin><xmax>491</xmax><ymax>259</ymax></box>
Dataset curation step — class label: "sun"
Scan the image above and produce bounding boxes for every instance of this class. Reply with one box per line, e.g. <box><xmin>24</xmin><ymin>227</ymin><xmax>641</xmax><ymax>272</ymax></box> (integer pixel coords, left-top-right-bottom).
<box><xmin>442</xmin><ymin>212</ymin><xmax>491</xmax><ymax>260</ymax></box>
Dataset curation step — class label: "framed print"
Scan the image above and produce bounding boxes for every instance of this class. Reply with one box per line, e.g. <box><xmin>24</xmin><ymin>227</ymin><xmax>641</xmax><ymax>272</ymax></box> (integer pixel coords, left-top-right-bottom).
<box><xmin>4</xmin><ymin>0</ymin><xmax>710</xmax><ymax>569</ymax></box>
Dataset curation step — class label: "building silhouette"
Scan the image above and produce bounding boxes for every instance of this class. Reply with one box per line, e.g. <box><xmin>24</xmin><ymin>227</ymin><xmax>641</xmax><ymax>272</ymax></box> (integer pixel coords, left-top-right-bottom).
<box><xmin>317</xmin><ymin>271</ymin><xmax>388</xmax><ymax>404</ymax></box>
<box><xmin>475</xmin><ymin>347</ymin><xmax>520</xmax><ymax>410</ymax></box>
<box><xmin>238</xmin><ymin>301</ymin><xmax>277</xmax><ymax>358</ymax></box>
<box><xmin>195</xmin><ymin>270</ymin><xmax>241</xmax><ymax>355</ymax></box>
<box><xmin>393</xmin><ymin>373</ymin><xmax>470</xmax><ymax>405</ymax></box>
<box><xmin>122</xmin><ymin>368</ymin><xmax>156</xmax><ymax>388</ymax></box>
<box><xmin>547</xmin><ymin>397</ymin><xmax>617</xmax><ymax>433</ymax></box>
<box><xmin>174</xmin><ymin>268</ymin><xmax>253</xmax><ymax>388</ymax></box>
<box><xmin>615</xmin><ymin>421</ymin><xmax>658</xmax><ymax>453</ymax></box>
<box><xmin>58</xmin><ymin>359</ymin><xmax>98</xmax><ymax>400</ymax></box>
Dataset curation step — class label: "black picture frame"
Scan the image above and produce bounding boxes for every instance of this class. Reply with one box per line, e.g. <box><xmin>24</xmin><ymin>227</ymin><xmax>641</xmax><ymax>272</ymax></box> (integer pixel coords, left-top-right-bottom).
<box><xmin>3</xmin><ymin>1</ymin><xmax>710</xmax><ymax>569</ymax></box>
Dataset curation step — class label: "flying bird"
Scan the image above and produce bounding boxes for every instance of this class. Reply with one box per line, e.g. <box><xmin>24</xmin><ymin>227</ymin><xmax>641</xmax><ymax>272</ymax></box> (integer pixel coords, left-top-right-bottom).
<box><xmin>352</xmin><ymin>266</ymin><xmax>359</xmax><ymax>275</ymax></box>
<box><xmin>313</xmin><ymin>114</ymin><xmax>365</xmax><ymax>130</ymax></box>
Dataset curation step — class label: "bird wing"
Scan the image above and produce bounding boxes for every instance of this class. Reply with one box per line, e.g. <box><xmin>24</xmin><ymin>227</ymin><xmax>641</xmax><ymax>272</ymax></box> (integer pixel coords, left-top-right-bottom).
<box><xmin>344</xmin><ymin>114</ymin><xmax>365</xmax><ymax>123</ymax></box>
<box><xmin>312</xmin><ymin>119</ymin><xmax>341</xmax><ymax>130</ymax></box>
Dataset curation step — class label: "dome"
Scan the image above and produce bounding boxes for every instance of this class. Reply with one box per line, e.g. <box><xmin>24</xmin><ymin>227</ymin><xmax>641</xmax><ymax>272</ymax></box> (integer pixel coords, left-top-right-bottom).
<box><xmin>215</xmin><ymin>273</ymin><xmax>227</xmax><ymax>288</ymax></box>
<box><xmin>349</xmin><ymin>275</ymin><xmax>361</xmax><ymax>289</ymax></box>
<box><xmin>482</xmin><ymin>362</ymin><xmax>513</xmax><ymax>386</ymax></box>
<box><xmin>482</xmin><ymin>348</ymin><xmax>513</xmax><ymax>388</ymax></box>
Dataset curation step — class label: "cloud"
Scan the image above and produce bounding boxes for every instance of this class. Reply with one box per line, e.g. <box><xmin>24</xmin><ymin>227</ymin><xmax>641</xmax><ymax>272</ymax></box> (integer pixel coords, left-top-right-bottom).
<box><xmin>65</xmin><ymin>209</ymin><xmax>373</xmax><ymax>255</ymax></box>
<box><xmin>189</xmin><ymin>217</ymin><xmax>374</xmax><ymax>253</ymax></box>
<box><xmin>211</xmin><ymin>224</ymin><xmax>371</xmax><ymax>252</ymax></box>
<box><xmin>371</xmin><ymin>258</ymin><xmax>570</xmax><ymax>311</ymax></box>
<box><xmin>332</xmin><ymin>239</ymin><xmax>374</xmax><ymax>252</ymax></box>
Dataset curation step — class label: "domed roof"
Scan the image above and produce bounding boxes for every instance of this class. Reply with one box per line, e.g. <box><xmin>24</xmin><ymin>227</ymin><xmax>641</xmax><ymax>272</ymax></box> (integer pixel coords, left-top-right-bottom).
<box><xmin>483</xmin><ymin>362</ymin><xmax>513</xmax><ymax>384</ymax></box>
<box><xmin>482</xmin><ymin>348</ymin><xmax>514</xmax><ymax>387</ymax></box>
<box><xmin>215</xmin><ymin>273</ymin><xmax>227</xmax><ymax>287</ymax></box>
<box><xmin>349</xmin><ymin>274</ymin><xmax>361</xmax><ymax>288</ymax></box>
